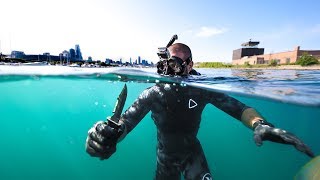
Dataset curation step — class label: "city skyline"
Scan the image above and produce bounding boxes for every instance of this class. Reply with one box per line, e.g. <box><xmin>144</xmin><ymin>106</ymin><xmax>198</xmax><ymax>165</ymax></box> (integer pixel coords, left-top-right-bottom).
<box><xmin>1</xmin><ymin>40</ymin><xmax>154</xmax><ymax>64</ymax></box>
<box><xmin>4</xmin><ymin>43</ymin><xmax>152</xmax><ymax>66</ymax></box>
<box><xmin>1</xmin><ymin>0</ymin><xmax>320</xmax><ymax>63</ymax></box>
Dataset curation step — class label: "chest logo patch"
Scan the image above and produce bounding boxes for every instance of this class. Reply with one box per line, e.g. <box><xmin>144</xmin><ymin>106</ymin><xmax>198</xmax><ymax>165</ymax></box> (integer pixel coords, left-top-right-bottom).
<box><xmin>188</xmin><ymin>99</ymin><xmax>198</xmax><ymax>109</ymax></box>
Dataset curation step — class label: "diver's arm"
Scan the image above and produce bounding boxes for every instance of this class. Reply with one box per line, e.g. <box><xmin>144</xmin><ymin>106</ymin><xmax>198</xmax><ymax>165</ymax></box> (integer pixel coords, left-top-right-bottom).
<box><xmin>206</xmin><ymin>90</ymin><xmax>267</xmax><ymax>128</ymax></box>
<box><xmin>86</xmin><ymin>86</ymin><xmax>156</xmax><ymax>159</ymax></box>
<box><xmin>210</xmin><ymin>92</ymin><xmax>265</xmax><ymax>129</ymax></box>
<box><xmin>207</xmin><ymin>91</ymin><xmax>250</xmax><ymax>121</ymax></box>
<box><xmin>240</xmin><ymin>106</ymin><xmax>314</xmax><ymax>157</ymax></box>
<box><xmin>207</xmin><ymin>91</ymin><xmax>314</xmax><ymax>158</ymax></box>
<box><xmin>252</xmin><ymin>118</ymin><xmax>314</xmax><ymax>157</ymax></box>
<box><xmin>117</xmin><ymin>86</ymin><xmax>157</xmax><ymax>140</ymax></box>
<box><xmin>241</xmin><ymin>107</ymin><xmax>265</xmax><ymax>129</ymax></box>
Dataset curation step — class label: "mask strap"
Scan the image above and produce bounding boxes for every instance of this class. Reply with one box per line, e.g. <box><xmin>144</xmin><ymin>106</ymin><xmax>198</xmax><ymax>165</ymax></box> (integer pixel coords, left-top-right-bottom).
<box><xmin>185</xmin><ymin>56</ymin><xmax>192</xmax><ymax>65</ymax></box>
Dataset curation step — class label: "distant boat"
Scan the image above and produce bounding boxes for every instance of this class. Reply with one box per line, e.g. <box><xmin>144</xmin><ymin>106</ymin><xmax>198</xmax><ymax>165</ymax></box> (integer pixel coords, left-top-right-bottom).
<box><xmin>68</xmin><ymin>63</ymin><xmax>80</xmax><ymax>67</ymax></box>
<box><xmin>21</xmin><ymin>62</ymin><xmax>48</xmax><ymax>66</ymax></box>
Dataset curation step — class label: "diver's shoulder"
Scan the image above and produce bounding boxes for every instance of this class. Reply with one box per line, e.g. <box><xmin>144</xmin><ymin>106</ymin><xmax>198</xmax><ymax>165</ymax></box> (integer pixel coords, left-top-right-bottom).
<box><xmin>141</xmin><ymin>85</ymin><xmax>163</xmax><ymax>96</ymax></box>
<box><xmin>189</xmin><ymin>69</ymin><xmax>201</xmax><ymax>75</ymax></box>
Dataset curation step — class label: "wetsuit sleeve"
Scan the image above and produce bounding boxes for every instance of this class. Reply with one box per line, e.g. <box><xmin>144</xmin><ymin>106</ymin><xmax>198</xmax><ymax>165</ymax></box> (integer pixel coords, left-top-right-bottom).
<box><xmin>189</xmin><ymin>69</ymin><xmax>201</xmax><ymax>75</ymax></box>
<box><xmin>206</xmin><ymin>91</ymin><xmax>250</xmax><ymax>120</ymax></box>
<box><xmin>120</xmin><ymin>87</ymin><xmax>155</xmax><ymax>133</ymax></box>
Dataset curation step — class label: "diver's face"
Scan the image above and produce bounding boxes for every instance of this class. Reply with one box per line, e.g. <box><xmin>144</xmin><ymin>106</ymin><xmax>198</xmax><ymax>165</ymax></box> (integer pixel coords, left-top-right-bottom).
<box><xmin>163</xmin><ymin>48</ymin><xmax>193</xmax><ymax>76</ymax></box>
<box><xmin>172</xmin><ymin>58</ymin><xmax>192</xmax><ymax>76</ymax></box>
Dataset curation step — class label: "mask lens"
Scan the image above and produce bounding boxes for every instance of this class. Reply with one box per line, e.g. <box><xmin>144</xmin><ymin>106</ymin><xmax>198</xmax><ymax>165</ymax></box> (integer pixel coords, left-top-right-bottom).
<box><xmin>156</xmin><ymin>57</ymin><xmax>186</xmax><ymax>76</ymax></box>
<box><xmin>168</xmin><ymin>59</ymin><xmax>183</xmax><ymax>73</ymax></box>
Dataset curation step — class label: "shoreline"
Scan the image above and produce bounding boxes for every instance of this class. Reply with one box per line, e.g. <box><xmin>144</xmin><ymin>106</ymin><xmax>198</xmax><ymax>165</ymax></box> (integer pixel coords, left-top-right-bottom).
<box><xmin>232</xmin><ymin>65</ymin><xmax>320</xmax><ymax>70</ymax></box>
<box><xmin>196</xmin><ymin>65</ymin><xmax>320</xmax><ymax>70</ymax></box>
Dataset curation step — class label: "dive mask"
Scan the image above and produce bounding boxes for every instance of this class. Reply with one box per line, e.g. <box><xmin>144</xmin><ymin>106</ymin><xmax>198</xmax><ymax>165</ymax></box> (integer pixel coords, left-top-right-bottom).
<box><xmin>157</xmin><ymin>56</ymin><xmax>188</xmax><ymax>76</ymax></box>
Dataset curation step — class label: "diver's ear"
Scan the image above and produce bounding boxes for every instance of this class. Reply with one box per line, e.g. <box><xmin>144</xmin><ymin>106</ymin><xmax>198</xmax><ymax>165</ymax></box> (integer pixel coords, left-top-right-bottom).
<box><xmin>186</xmin><ymin>61</ymin><xmax>193</xmax><ymax>74</ymax></box>
<box><xmin>189</xmin><ymin>61</ymin><xmax>194</xmax><ymax>67</ymax></box>
<box><xmin>188</xmin><ymin>61</ymin><xmax>194</xmax><ymax>69</ymax></box>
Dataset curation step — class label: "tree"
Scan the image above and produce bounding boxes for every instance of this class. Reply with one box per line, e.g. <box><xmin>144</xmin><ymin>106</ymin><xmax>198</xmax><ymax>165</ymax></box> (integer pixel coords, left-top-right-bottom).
<box><xmin>244</xmin><ymin>61</ymin><xmax>251</xmax><ymax>67</ymax></box>
<box><xmin>100</xmin><ymin>62</ymin><xmax>107</xmax><ymax>67</ymax></box>
<box><xmin>296</xmin><ymin>53</ymin><xmax>319</xmax><ymax>66</ymax></box>
<box><xmin>269</xmin><ymin>59</ymin><xmax>278</xmax><ymax>66</ymax></box>
<box><xmin>197</xmin><ymin>62</ymin><xmax>232</xmax><ymax>68</ymax></box>
<box><xmin>0</xmin><ymin>53</ymin><xmax>6</xmax><ymax>61</ymax></box>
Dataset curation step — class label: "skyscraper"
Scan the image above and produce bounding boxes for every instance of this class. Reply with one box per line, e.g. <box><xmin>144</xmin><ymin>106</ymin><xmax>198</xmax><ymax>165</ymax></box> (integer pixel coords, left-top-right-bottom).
<box><xmin>69</xmin><ymin>48</ymin><xmax>76</xmax><ymax>61</ymax></box>
<box><xmin>62</xmin><ymin>50</ymin><xmax>70</xmax><ymax>64</ymax></box>
<box><xmin>75</xmin><ymin>44</ymin><xmax>83</xmax><ymax>60</ymax></box>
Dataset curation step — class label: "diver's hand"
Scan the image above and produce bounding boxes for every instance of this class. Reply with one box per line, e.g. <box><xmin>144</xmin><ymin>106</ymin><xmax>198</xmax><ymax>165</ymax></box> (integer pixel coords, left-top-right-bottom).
<box><xmin>253</xmin><ymin>120</ymin><xmax>314</xmax><ymax>158</ymax></box>
<box><xmin>85</xmin><ymin>121</ymin><xmax>122</xmax><ymax>160</ymax></box>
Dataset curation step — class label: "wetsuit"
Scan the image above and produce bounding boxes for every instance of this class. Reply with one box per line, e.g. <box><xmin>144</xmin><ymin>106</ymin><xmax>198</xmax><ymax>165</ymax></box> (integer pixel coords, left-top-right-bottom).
<box><xmin>120</xmin><ymin>83</ymin><xmax>249</xmax><ymax>180</ymax></box>
<box><xmin>189</xmin><ymin>69</ymin><xmax>201</xmax><ymax>75</ymax></box>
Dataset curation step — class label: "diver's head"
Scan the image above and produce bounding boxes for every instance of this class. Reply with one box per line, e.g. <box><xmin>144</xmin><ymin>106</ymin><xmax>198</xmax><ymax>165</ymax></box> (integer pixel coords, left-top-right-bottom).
<box><xmin>167</xmin><ymin>43</ymin><xmax>192</xmax><ymax>62</ymax></box>
<box><xmin>157</xmin><ymin>43</ymin><xmax>193</xmax><ymax>76</ymax></box>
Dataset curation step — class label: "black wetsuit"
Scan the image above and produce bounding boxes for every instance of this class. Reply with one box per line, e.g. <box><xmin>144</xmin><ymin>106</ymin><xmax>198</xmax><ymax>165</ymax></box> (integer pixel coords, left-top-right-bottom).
<box><xmin>189</xmin><ymin>69</ymin><xmax>201</xmax><ymax>75</ymax></box>
<box><xmin>121</xmin><ymin>83</ymin><xmax>249</xmax><ymax>180</ymax></box>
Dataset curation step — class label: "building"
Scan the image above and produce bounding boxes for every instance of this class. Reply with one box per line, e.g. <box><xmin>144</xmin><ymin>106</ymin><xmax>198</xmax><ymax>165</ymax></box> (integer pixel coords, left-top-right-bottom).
<box><xmin>232</xmin><ymin>40</ymin><xmax>320</xmax><ymax>65</ymax></box>
<box><xmin>69</xmin><ymin>48</ymin><xmax>76</xmax><ymax>61</ymax></box>
<box><xmin>10</xmin><ymin>51</ymin><xmax>60</xmax><ymax>61</ymax></box>
<box><xmin>11</xmin><ymin>51</ymin><xmax>26</xmax><ymax>59</ymax></box>
<box><xmin>232</xmin><ymin>40</ymin><xmax>264</xmax><ymax>61</ymax></box>
<box><xmin>75</xmin><ymin>44</ymin><xmax>83</xmax><ymax>60</ymax></box>
<box><xmin>105</xmin><ymin>58</ymin><xmax>113</xmax><ymax>65</ymax></box>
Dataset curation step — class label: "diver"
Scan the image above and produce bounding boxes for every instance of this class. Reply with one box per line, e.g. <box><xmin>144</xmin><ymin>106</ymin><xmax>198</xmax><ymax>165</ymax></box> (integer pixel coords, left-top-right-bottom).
<box><xmin>85</xmin><ymin>42</ymin><xmax>314</xmax><ymax>180</ymax></box>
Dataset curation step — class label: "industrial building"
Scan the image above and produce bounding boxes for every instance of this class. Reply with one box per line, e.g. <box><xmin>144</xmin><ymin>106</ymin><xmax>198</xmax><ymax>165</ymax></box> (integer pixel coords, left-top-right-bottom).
<box><xmin>232</xmin><ymin>40</ymin><xmax>320</xmax><ymax>65</ymax></box>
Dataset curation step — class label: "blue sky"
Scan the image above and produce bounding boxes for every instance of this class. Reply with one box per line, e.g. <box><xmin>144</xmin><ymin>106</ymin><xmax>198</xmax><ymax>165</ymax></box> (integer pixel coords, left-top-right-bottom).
<box><xmin>1</xmin><ymin>0</ymin><xmax>319</xmax><ymax>63</ymax></box>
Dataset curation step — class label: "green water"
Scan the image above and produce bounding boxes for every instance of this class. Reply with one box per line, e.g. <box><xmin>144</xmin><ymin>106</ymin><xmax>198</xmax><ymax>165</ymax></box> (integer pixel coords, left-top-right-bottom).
<box><xmin>0</xmin><ymin>77</ymin><xmax>319</xmax><ymax>180</ymax></box>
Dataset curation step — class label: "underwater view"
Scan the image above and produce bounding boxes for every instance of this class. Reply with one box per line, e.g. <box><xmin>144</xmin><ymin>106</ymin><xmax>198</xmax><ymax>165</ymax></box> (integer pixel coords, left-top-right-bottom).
<box><xmin>0</xmin><ymin>66</ymin><xmax>319</xmax><ymax>180</ymax></box>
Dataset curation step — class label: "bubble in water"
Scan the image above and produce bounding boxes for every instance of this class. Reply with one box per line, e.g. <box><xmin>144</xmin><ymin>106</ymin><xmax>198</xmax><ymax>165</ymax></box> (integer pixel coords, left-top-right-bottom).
<box><xmin>164</xmin><ymin>84</ymin><xmax>171</xmax><ymax>90</ymax></box>
<box><xmin>180</xmin><ymin>83</ymin><xmax>187</xmax><ymax>87</ymax></box>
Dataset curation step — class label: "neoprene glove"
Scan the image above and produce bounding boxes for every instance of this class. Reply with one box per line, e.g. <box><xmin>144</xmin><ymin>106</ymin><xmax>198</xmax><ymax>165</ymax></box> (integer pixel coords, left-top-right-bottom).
<box><xmin>86</xmin><ymin>121</ymin><xmax>124</xmax><ymax>160</ymax></box>
<box><xmin>253</xmin><ymin>120</ymin><xmax>314</xmax><ymax>158</ymax></box>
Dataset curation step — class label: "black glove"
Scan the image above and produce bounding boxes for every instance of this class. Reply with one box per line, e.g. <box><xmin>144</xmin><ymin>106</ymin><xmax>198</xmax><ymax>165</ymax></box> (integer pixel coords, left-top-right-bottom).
<box><xmin>86</xmin><ymin>121</ymin><xmax>124</xmax><ymax>160</ymax></box>
<box><xmin>253</xmin><ymin>120</ymin><xmax>314</xmax><ymax>158</ymax></box>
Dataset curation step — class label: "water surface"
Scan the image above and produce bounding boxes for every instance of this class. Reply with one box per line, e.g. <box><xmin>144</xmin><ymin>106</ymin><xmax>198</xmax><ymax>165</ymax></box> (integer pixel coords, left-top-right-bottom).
<box><xmin>0</xmin><ymin>66</ymin><xmax>319</xmax><ymax>180</ymax></box>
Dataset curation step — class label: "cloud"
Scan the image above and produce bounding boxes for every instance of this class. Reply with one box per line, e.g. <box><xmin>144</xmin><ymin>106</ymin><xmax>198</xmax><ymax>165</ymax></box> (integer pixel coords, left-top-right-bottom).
<box><xmin>195</xmin><ymin>26</ymin><xmax>228</xmax><ymax>37</ymax></box>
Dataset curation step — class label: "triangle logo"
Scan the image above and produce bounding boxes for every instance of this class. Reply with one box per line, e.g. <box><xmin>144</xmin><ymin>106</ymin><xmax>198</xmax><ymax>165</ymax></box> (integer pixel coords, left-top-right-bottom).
<box><xmin>189</xmin><ymin>99</ymin><xmax>198</xmax><ymax>109</ymax></box>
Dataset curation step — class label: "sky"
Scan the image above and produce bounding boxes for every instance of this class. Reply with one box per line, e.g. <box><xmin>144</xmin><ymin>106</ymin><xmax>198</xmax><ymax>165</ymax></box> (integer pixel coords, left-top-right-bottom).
<box><xmin>1</xmin><ymin>0</ymin><xmax>320</xmax><ymax>63</ymax></box>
